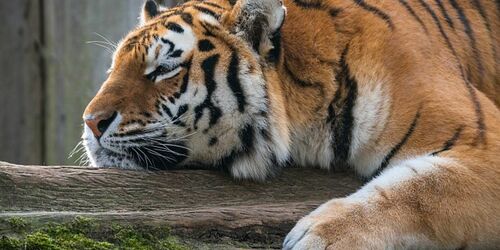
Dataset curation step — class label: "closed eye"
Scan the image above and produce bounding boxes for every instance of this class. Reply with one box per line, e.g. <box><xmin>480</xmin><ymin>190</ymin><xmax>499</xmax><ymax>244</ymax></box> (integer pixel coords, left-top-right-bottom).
<box><xmin>145</xmin><ymin>64</ymin><xmax>182</xmax><ymax>82</ymax></box>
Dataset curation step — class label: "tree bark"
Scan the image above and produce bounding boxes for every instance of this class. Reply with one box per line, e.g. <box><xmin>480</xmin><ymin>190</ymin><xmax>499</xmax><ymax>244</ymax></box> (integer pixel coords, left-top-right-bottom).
<box><xmin>0</xmin><ymin>164</ymin><xmax>361</xmax><ymax>246</ymax></box>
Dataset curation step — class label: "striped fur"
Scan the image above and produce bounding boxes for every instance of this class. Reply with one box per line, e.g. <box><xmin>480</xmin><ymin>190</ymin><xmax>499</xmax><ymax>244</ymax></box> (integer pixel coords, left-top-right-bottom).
<box><xmin>83</xmin><ymin>0</ymin><xmax>500</xmax><ymax>248</ymax></box>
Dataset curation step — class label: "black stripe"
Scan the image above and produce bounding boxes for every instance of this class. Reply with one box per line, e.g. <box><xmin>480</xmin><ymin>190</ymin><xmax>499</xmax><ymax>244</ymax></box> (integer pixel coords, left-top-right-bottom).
<box><xmin>156</xmin><ymin>101</ymin><xmax>163</xmax><ymax>116</ymax></box>
<box><xmin>293</xmin><ymin>0</ymin><xmax>343</xmax><ymax>18</ymax></box>
<box><xmin>161</xmin><ymin>104</ymin><xmax>173</xmax><ymax>118</ymax></box>
<box><xmin>431</xmin><ymin>126</ymin><xmax>464</xmax><ymax>155</ymax></box>
<box><xmin>198</xmin><ymin>39</ymin><xmax>215</xmax><ymax>52</ymax></box>
<box><xmin>193</xmin><ymin>5</ymin><xmax>220</xmax><ymax>19</ymax></box>
<box><xmin>208</xmin><ymin>137</ymin><xmax>218</xmax><ymax>146</ymax></box>
<box><xmin>398</xmin><ymin>0</ymin><xmax>428</xmax><ymax>33</ymax></box>
<box><xmin>373</xmin><ymin>109</ymin><xmax>421</xmax><ymax>178</ymax></box>
<box><xmin>465</xmin><ymin>78</ymin><xmax>486</xmax><ymax>145</ymax></box>
<box><xmin>245</xmin><ymin>14</ymin><xmax>266</xmax><ymax>52</ymax></box>
<box><xmin>118</xmin><ymin>127</ymin><xmax>151</xmax><ymax>137</ymax></box>
<box><xmin>293</xmin><ymin>0</ymin><xmax>322</xmax><ymax>8</ymax></box>
<box><xmin>239</xmin><ymin>123</ymin><xmax>255</xmax><ymax>152</ymax></box>
<box><xmin>448</xmin><ymin>0</ymin><xmax>485</xmax><ymax>86</ymax></box>
<box><xmin>353</xmin><ymin>0</ymin><xmax>394</xmax><ymax>29</ymax></box>
<box><xmin>170</xmin><ymin>49</ymin><xmax>183</xmax><ymax>58</ymax></box>
<box><xmin>175</xmin><ymin>104</ymin><xmax>189</xmax><ymax>119</ymax></box>
<box><xmin>179</xmin><ymin>59</ymin><xmax>191</xmax><ymax>94</ymax></box>
<box><xmin>201</xmin><ymin>2</ymin><xmax>225</xmax><ymax>10</ymax></box>
<box><xmin>435</xmin><ymin>0</ymin><xmax>455</xmax><ymax>29</ymax></box>
<box><xmin>471</xmin><ymin>0</ymin><xmax>496</xmax><ymax>70</ymax></box>
<box><xmin>471</xmin><ymin>0</ymin><xmax>491</xmax><ymax>38</ymax></box>
<box><xmin>141</xmin><ymin>112</ymin><xmax>152</xmax><ymax>118</ymax></box>
<box><xmin>179</xmin><ymin>73</ymin><xmax>189</xmax><ymax>95</ymax></box>
<box><xmin>259</xmin><ymin>127</ymin><xmax>271</xmax><ymax>141</ymax></box>
<box><xmin>194</xmin><ymin>55</ymin><xmax>223</xmax><ymax>129</ymax></box>
<box><xmin>166</xmin><ymin>22</ymin><xmax>184</xmax><ymax>33</ymax></box>
<box><xmin>330</xmin><ymin>47</ymin><xmax>358</xmax><ymax>163</ymax></box>
<box><xmin>418</xmin><ymin>0</ymin><xmax>486</xmax><ymax>145</ymax></box>
<box><xmin>199</xmin><ymin>22</ymin><xmax>216</xmax><ymax>38</ymax></box>
<box><xmin>181</xmin><ymin>13</ymin><xmax>193</xmax><ymax>25</ymax></box>
<box><xmin>472</xmin><ymin>0</ymin><xmax>491</xmax><ymax>28</ymax></box>
<box><xmin>180</xmin><ymin>77</ymin><xmax>189</xmax><ymax>94</ymax></box>
<box><xmin>212</xmin><ymin>124</ymin><xmax>256</xmax><ymax>174</ymax></box>
<box><xmin>168</xmin><ymin>74</ymin><xmax>188</xmax><ymax>100</ymax></box>
<box><xmin>160</xmin><ymin>38</ymin><xmax>175</xmax><ymax>54</ymax></box>
<box><xmin>227</xmin><ymin>53</ymin><xmax>247</xmax><ymax>113</ymax></box>
<box><xmin>267</xmin><ymin>30</ymin><xmax>282</xmax><ymax>63</ymax></box>
<box><xmin>168</xmin><ymin>97</ymin><xmax>176</xmax><ymax>104</ymax></box>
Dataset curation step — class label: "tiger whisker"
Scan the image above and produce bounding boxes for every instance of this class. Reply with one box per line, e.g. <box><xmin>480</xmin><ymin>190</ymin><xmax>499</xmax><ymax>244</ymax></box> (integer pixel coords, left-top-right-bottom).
<box><xmin>93</xmin><ymin>32</ymin><xmax>118</xmax><ymax>49</ymax></box>
<box><xmin>86</xmin><ymin>42</ymin><xmax>114</xmax><ymax>54</ymax></box>
<box><xmin>144</xmin><ymin>143</ymin><xmax>189</xmax><ymax>157</ymax></box>
<box><xmin>142</xmin><ymin>146</ymin><xmax>176</xmax><ymax>163</ymax></box>
<box><xmin>69</xmin><ymin>140</ymin><xmax>84</xmax><ymax>159</ymax></box>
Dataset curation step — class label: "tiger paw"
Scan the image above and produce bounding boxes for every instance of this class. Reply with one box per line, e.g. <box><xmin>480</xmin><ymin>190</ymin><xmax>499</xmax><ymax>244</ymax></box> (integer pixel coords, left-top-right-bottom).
<box><xmin>283</xmin><ymin>217</ymin><xmax>329</xmax><ymax>250</ymax></box>
<box><xmin>282</xmin><ymin>200</ymin><xmax>371</xmax><ymax>250</ymax></box>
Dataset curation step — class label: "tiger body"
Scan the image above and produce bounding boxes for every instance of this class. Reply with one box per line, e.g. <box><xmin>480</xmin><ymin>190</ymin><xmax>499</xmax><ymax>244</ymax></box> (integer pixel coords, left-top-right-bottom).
<box><xmin>83</xmin><ymin>0</ymin><xmax>500</xmax><ymax>248</ymax></box>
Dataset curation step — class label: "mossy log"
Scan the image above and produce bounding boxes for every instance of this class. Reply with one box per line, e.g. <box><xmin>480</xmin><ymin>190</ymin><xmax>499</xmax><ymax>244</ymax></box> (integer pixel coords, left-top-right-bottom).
<box><xmin>0</xmin><ymin>163</ymin><xmax>361</xmax><ymax>247</ymax></box>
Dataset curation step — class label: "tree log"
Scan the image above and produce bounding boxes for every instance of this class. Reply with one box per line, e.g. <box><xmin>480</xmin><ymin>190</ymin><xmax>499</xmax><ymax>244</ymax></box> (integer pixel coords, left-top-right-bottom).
<box><xmin>0</xmin><ymin>164</ymin><xmax>361</xmax><ymax>247</ymax></box>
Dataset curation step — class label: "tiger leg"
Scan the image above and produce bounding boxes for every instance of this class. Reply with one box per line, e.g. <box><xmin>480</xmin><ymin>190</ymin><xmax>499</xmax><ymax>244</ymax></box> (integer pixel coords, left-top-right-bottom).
<box><xmin>283</xmin><ymin>154</ymin><xmax>500</xmax><ymax>249</ymax></box>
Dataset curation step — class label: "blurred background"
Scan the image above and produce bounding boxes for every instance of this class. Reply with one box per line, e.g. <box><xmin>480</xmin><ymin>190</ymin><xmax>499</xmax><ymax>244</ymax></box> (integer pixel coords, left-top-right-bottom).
<box><xmin>0</xmin><ymin>0</ymin><xmax>182</xmax><ymax>165</ymax></box>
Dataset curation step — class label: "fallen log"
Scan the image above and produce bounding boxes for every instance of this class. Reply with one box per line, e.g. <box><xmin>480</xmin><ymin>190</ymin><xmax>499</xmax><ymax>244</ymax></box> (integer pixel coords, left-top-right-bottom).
<box><xmin>0</xmin><ymin>164</ymin><xmax>362</xmax><ymax>248</ymax></box>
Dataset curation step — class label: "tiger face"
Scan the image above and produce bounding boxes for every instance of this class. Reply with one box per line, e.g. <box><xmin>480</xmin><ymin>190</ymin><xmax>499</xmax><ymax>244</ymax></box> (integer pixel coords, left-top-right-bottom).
<box><xmin>83</xmin><ymin>0</ymin><xmax>289</xmax><ymax>180</ymax></box>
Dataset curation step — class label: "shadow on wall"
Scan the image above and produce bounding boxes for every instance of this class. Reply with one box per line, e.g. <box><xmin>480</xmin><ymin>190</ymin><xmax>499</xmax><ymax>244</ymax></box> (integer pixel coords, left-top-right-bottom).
<box><xmin>0</xmin><ymin>0</ymin><xmax>180</xmax><ymax>166</ymax></box>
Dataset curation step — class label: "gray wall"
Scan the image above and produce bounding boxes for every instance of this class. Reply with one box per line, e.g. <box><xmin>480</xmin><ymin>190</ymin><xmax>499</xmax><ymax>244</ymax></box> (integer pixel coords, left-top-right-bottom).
<box><xmin>0</xmin><ymin>0</ymin><xmax>180</xmax><ymax>165</ymax></box>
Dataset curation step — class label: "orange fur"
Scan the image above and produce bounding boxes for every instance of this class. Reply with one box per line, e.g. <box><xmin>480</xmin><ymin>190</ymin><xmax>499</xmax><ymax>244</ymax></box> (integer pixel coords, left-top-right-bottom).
<box><xmin>83</xmin><ymin>0</ymin><xmax>499</xmax><ymax>248</ymax></box>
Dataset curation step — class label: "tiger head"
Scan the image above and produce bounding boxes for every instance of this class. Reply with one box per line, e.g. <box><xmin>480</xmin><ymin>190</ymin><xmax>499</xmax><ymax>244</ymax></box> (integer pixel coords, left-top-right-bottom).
<box><xmin>83</xmin><ymin>0</ymin><xmax>290</xmax><ymax>180</ymax></box>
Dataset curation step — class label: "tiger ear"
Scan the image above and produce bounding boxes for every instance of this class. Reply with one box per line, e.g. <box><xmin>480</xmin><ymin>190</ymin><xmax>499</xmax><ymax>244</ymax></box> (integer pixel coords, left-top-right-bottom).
<box><xmin>140</xmin><ymin>0</ymin><xmax>167</xmax><ymax>25</ymax></box>
<box><xmin>224</xmin><ymin>0</ymin><xmax>286</xmax><ymax>55</ymax></box>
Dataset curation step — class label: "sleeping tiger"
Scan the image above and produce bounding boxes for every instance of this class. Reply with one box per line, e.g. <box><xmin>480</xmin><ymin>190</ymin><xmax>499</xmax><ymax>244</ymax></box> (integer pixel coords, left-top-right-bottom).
<box><xmin>83</xmin><ymin>0</ymin><xmax>500</xmax><ymax>248</ymax></box>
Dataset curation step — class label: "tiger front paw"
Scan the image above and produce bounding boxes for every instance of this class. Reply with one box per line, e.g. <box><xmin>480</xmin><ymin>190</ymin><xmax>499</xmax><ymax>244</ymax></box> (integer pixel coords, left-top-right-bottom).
<box><xmin>283</xmin><ymin>216</ymin><xmax>329</xmax><ymax>250</ymax></box>
<box><xmin>283</xmin><ymin>200</ymin><xmax>371</xmax><ymax>250</ymax></box>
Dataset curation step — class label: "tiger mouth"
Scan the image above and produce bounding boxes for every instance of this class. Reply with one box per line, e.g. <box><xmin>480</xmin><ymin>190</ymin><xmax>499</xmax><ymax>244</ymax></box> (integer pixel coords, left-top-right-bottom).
<box><xmin>125</xmin><ymin>142</ymin><xmax>189</xmax><ymax>170</ymax></box>
<box><xmin>86</xmin><ymin>135</ymin><xmax>190</xmax><ymax>170</ymax></box>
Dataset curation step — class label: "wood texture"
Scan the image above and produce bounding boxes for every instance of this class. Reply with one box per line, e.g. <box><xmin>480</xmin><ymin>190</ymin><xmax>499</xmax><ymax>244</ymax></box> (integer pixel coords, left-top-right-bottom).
<box><xmin>0</xmin><ymin>1</ymin><xmax>44</xmax><ymax>165</ymax></box>
<box><xmin>0</xmin><ymin>164</ymin><xmax>361</xmax><ymax>245</ymax></box>
<box><xmin>43</xmin><ymin>0</ymin><xmax>149</xmax><ymax>165</ymax></box>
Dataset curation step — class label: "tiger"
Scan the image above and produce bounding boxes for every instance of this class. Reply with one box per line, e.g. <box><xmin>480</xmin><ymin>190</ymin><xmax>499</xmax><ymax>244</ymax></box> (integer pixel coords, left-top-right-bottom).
<box><xmin>82</xmin><ymin>0</ymin><xmax>500</xmax><ymax>248</ymax></box>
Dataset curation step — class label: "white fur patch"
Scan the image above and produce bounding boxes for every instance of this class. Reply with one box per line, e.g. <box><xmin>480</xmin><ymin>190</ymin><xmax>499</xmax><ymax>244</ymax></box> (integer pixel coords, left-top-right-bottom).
<box><xmin>349</xmin><ymin>80</ymin><xmax>391</xmax><ymax>177</ymax></box>
<box><xmin>83</xmin><ymin>112</ymin><xmax>142</xmax><ymax>170</ymax></box>
<box><xmin>348</xmin><ymin>155</ymin><xmax>452</xmax><ymax>203</ymax></box>
<box><xmin>227</xmin><ymin>65</ymin><xmax>290</xmax><ymax>180</ymax></box>
<box><xmin>290</xmin><ymin>124</ymin><xmax>334</xmax><ymax>169</ymax></box>
<box><xmin>198</xmin><ymin>13</ymin><xmax>219</xmax><ymax>25</ymax></box>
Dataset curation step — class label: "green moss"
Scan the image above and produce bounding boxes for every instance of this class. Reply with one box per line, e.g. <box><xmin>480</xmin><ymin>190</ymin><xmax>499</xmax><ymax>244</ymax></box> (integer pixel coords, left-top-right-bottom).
<box><xmin>6</xmin><ymin>217</ymin><xmax>29</xmax><ymax>233</ymax></box>
<box><xmin>159</xmin><ymin>237</ymin><xmax>188</xmax><ymax>250</ymax></box>
<box><xmin>0</xmin><ymin>217</ymin><xmax>188</xmax><ymax>250</ymax></box>
<box><xmin>0</xmin><ymin>235</ymin><xmax>23</xmax><ymax>250</ymax></box>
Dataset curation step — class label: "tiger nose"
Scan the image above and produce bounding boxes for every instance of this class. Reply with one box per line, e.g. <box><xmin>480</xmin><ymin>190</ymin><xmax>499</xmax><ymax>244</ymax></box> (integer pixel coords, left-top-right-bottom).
<box><xmin>84</xmin><ymin>112</ymin><xmax>118</xmax><ymax>138</ymax></box>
